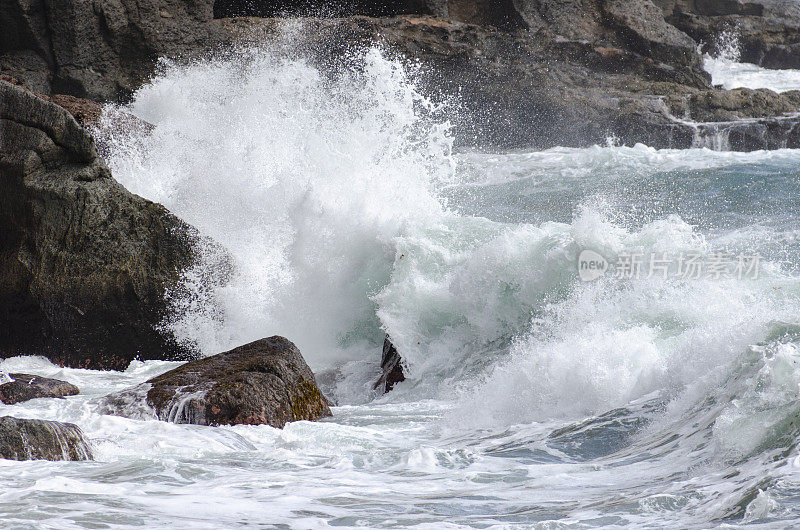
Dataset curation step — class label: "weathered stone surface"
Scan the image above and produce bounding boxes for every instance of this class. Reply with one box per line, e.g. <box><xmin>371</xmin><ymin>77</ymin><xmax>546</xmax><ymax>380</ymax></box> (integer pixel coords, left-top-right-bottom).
<box><xmin>0</xmin><ymin>373</ymin><xmax>79</xmax><ymax>404</ymax></box>
<box><xmin>0</xmin><ymin>416</ymin><xmax>92</xmax><ymax>461</ymax></box>
<box><xmin>0</xmin><ymin>78</ymin><xmax>96</xmax><ymax>161</ymax></box>
<box><xmin>0</xmin><ymin>80</ymin><xmax>208</xmax><ymax>370</ymax></box>
<box><xmin>0</xmin><ymin>74</ymin><xmax>139</xmax><ymax>131</ymax></box>
<box><xmin>604</xmin><ymin>0</ymin><xmax>700</xmax><ymax>66</ymax></box>
<box><xmin>663</xmin><ymin>0</ymin><xmax>800</xmax><ymax>69</ymax></box>
<box><xmin>45</xmin><ymin>93</ymin><xmax>104</xmax><ymax>129</ymax></box>
<box><xmin>101</xmin><ymin>337</ymin><xmax>332</xmax><ymax>428</ymax></box>
<box><xmin>215</xmin><ymin>15</ymin><xmax>800</xmax><ymax>149</ymax></box>
<box><xmin>687</xmin><ymin>87</ymin><xmax>800</xmax><ymax>121</ymax></box>
<box><xmin>3</xmin><ymin>1</ymin><xmax>800</xmax><ymax>148</ymax></box>
<box><xmin>694</xmin><ymin>116</ymin><xmax>800</xmax><ymax>151</ymax></box>
<box><xmin>0</xmin><ymin>0</ymin><xmax>218</xmax><ymax>100</ymax></box>
<box><xmin>373</xmin><ymin>335</ymin><xmax>405</xmax><ymax>394</ymax></box>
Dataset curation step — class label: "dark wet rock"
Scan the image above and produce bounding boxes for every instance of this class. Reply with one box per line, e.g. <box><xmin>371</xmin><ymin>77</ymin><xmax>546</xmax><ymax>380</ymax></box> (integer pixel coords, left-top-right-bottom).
<box><xmin>603</xmin><ymin>0</ymin><xmax>700</xmax><ymax>67</ymax></box>
<box><xmin>662</xmin><ymin>0</ymin><xmax>800</xmax><ymax>69</ymax></box>
<box><xmin>101</xmin><ymin>337</ymin><xmax>332</xmax><ymax>428</ymax></box>
<box><xmin>655</xmin><ymin>86</ymin><xmax>800</xmax><ymax>124</ymax></box>
<box><xmin>373</xmin><ymin>335</ymin><xmax>405</xmax><ymax>394</ymax></box>
<box><xmin>0</xmin><ymin>416</ymin><xmax>93</xmax><ymax>461</ymax></box>
<box><xmin>0</xmin><ymin>373</ymin><xmax>79</xmax><ymax>404</ymax></box>
<box><xmin>216</xmin><ymin>14</ymin><xmax>800</xmax><ymax>150</ymax></box>
<box><xmin>694</xmin><ymin>116</ymin><xmax>800</xmax><ymax>151</ymax></box>
<box><xmin>0</xmin><ymin>80</ymin><xmax>210</xmax><ymax>370</ymax></box>
<box><xmin>0</xmin><ymin>74</ymin><xmax>138</xmax><ymax>131</ymax></box>
<box><xmin>0</xmin><ymin>0</ymin><xmax>219</xmax><ymax>100</ymax></box>
<box><xmin>2</xmin><ymin>1</ymin><xmax>800</xmax><ymax>149</ymax></box>
<box><xmin>45</xmin><ymin>93</ymin><xmax>105</xmax><ymax>129</ymax></box>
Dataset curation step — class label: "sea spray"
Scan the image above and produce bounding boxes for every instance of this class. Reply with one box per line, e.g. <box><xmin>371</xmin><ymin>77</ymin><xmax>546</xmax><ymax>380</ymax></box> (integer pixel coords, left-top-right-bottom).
<box><xmin>99</xmin><ymin>44</ymin><xmax>455</xmax><ymax>391</ymax></box>
<box><xmin>94</xmin><ymin>40</ymin><xmax>800</xmax><ymax>525</ymax></box>
<box><xmin>4</xmin><ymin>141</ymin><xmax>800</xmax><ymax>525</ymax></box>
<box><xmin>703</xmin><ymin>27</ymin><xmax>800</xmax><ymax>92</ymax></box>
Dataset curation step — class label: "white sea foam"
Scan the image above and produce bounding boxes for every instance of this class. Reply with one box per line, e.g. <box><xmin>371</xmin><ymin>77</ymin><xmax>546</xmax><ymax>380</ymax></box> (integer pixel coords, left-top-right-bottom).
<box><xmin>11</xmin><ymin>38</ymin><xmax>799</xmax><ymax>527</ymax></box>
<box><xmin>703</xmin><ymin>28</ymin><xmax>800</xmax><ymax>93</ymax></box>
<box><xmin>101</xmin><ymin>45</ymin><xmax>454</xmax><ymax>384</ymax></box>
<box><xmin>705</xmin><ymin>55</ymin><xmax>800</xmax><ymax>92</ymax></box>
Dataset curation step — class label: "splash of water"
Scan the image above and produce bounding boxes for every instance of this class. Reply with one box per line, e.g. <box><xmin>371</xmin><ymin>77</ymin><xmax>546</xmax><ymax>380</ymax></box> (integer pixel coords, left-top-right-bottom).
<box><xmin>99</xmin><ymin>37</ymin><xmax>800</xmax><ymax>444</ymax></box>
<box><xmin>100</xmin><ymin>44</ymin><xmax>455</xmax><ymax>384</ymax></box>
<box><xmin>703</xmin><ymin>27</ymin><xmax>800</xmax><ymax>92</ymax></box>
<box><xmin>714</xmin><ymin>27</ymin><xmax>742</xmax><ymax>63</ymax></box>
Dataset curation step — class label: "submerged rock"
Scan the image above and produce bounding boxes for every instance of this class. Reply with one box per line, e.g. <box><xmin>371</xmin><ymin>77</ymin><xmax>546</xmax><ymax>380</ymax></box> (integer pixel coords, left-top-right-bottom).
<box><xmin>0</xmin><ymin>416</ymin><xmax>93</xmax><ymax>461</ymax></box>
<box><xmin>0</xmin><ymin>374</ymin><xmax>79</xmax><ymax>404</ymax></box>
<box><xmin>373</xmin><ymin>336</ymin><xmax>405</xmax><ymax>394</ymax></box>
<box><xmin>101</xmin><ymin>337</ymin><xmax>332</xmax><ymax>428</ymax></box>
<box><xmin>0</xmin><ymin>80</ymin><xmax>209</xmax><ymax>370</ymax></box>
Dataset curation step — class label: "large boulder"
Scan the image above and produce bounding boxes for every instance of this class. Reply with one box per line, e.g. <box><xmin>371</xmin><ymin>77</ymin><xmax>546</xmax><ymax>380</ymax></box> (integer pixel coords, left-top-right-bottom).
<box><xmin>0</xmin><ymin>80</ymin><xmax>207</xmax><ymax>370</ymax></box>
<box><xmin>0</xmin><ymin>416</ymin><xmax>93</xmax><ymax>461</ymax></box>
<box><xmin>0</xmin><ymin>373</ymin><xmax>79</xmax><ymax>404</ymax></box>
<box><xmin>100</xmin><ymin>336</ymin><xmax>332</xmax><ymax>428</ymax></box>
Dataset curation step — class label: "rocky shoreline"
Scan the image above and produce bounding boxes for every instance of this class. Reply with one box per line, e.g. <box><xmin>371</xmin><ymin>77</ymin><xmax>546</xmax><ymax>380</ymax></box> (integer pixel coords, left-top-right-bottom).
<box><xmin>0</xmin><ymin>79</ymin><xmax>205</xmax><ymax>370</ymax></box>
<box><xmin>3</xmin><ymin>0</ymin><xmax>800</xmax><ymax>150</ymax></box>
<box><xmin>3</xmin><ymin>0</ymin><xmax>800</xmax><ymax>460</ymax></box>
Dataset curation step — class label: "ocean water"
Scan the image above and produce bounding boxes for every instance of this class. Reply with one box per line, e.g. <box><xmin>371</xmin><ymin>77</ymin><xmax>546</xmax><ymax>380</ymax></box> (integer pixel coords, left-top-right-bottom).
<box><xmin>705</xmin><ymin>54</ymin><xmax>800</xmax><ymax>92</ymax></box>
<box><xmin>3</xmin><ymin>38</ymin><xmax>800</xmax><ymax>528</ymax></box>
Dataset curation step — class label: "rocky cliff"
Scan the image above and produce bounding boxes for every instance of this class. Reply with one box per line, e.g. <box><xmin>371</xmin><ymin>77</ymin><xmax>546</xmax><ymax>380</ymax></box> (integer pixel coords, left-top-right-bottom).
<box><xmin>2</xmin><ymin>1</ymin><xmax>800</xmax><ymax>150</ymax></box>
<box><xmin>0</xmin><ymin>80</ymin><xmax>205</xmax><ymax>369</ymax></box>
<box><xmin>658</xmin><ymin>0</ymin><xmax>800</xmax><ymax>68</ymax></box>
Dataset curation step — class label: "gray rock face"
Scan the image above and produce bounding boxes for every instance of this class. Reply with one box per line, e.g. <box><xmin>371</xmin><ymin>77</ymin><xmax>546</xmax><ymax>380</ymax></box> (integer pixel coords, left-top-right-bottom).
<box><xmin>101</xmin><ymin>337</ymin><xmax>332</xmax><ymax>428</ymax></box>
<box><xmin>0</xmin><ymin>0</ymin><xmax>217</xmax><ymax>100</ymax></box>
<box><xmin>694</xmin><ymin>116</ymin><xmax>800</xmax><ymax>151</ymax></box>
<box><xmin>0</xmin><ymin>80</ymin><xmax>206</xmax><ymax>370</ymax></box>
<box><xmin>0</xmin><ymin>416</ymin><xmax>93</xmax><ymax>461</ymax></box>
<box><xmin>604</xmin><ymin>0</ymin><xmax>699</xmax><ymax>66</ymax></box>
<box><xmin>0</xmin><ymin>373</ymin><xmax>79</xmax><ymax>404</ymax></box>
<box><xmin>3</xmin><ymin>1</ymin><xmax>800</xmax><ymax>148</ymax></box>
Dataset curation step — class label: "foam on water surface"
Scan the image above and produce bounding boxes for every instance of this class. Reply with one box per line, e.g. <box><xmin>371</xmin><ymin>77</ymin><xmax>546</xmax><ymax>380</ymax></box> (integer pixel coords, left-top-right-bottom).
<box><xmin>4</xmin><ymin>38</ymin><xmax>800</xmax><ymax>528</ymax></box>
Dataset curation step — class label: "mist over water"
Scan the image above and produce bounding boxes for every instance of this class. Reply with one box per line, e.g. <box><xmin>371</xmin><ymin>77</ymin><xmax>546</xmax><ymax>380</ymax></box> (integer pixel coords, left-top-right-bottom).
<box><xmin>5</xmin><ymin>38</ymin><xmax>800</xmax><ymax>528</ymax></box>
